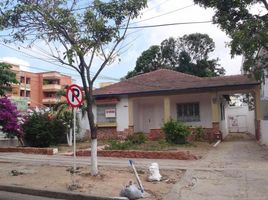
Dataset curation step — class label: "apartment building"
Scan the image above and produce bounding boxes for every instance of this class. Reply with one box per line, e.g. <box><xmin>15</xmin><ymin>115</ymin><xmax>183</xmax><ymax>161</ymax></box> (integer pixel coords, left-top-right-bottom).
<box><xmin>8</xmin><ymin>63</ymin><xmax>72</xmax><ymax>109</ymax></box>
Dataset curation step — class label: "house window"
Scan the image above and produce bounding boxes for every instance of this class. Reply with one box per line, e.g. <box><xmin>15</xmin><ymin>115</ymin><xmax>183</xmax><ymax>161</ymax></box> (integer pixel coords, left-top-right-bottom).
<box><xmin>97</xmin><ymin>104</ymin><xmax>116</xmax><ymax>123</ymax></box>
<box><xmin>177</xmin><ymin>103</ymin><xmax>200</xmax><ymax>122</ymax></box>
<box><xmin>220</xmin><ymin>103</ymin><xmax>225</xmax><ymax>120</ymax></box>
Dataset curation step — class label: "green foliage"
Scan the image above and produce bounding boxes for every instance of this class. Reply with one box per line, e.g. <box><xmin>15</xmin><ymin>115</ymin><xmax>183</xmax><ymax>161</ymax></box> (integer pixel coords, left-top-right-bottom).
<box><xmin>162</xmin><ymin>120</ymin><xmax>190</xmax><ymax>144</ymax></box>
<box><xmin>194</xmin><ymin>0</ymin><xmax>268</xmax><ymax>81</ymax></box>
<box><xmin>105</xmin><ymin>132</ymin><xmax>146</xmax><ymax>150</ymax></box>
<box><xmin>105</xmin><ymin>140</ymin><xmax>133</xmax><ymax>150</ymax></box>
<box><xmin>125</xmin><ymin>33</ymin><xmax>225</xmax><ymax>79</ymax></box>
<box><xmin>127</xmin><ymin>132</ymin><xmax>146</xmax><ymax>144</ymax></box>
<box><xmin>195</xmin><ymin>126</ymin><xmax>204</xmax><ymax>141</ymax></box>
<box><xmin>0</xmin><ymin>63</ymin><xmax>18</xmax><ymax>96</ymax></box>
<box><xmin>23</xmin><ymin>112</ymin><xmax>67</xmax><ymax>147</ymax></box>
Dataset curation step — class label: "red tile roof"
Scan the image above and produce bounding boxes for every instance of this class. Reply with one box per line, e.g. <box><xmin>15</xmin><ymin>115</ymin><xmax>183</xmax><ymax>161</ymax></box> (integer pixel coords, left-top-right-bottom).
<box><xmin>94</xmin><ymin>69</ymin><xmax>259</xmax><ymax>97</ymax></box>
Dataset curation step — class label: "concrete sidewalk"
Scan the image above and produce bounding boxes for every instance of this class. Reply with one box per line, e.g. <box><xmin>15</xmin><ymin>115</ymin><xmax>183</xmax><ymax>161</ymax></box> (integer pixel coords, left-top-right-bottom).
<box><xmin>165</xmin><ymin>135</ymin><xmax>268</xmax><ymax>200</ymax></box>
<box><xmin>0</xmin><ymin>185</ymin><xmax>127</xmax><ymax>200</ymax></box>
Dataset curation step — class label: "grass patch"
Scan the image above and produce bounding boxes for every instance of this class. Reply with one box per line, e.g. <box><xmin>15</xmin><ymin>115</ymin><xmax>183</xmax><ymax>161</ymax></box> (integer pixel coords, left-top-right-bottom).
<box><xmin>57</xmin><ymin>140</ymin><xmax>107</xmax><ymax>153</ymax></box>
<box><xmin>105</xmin><ymin>140</ymin><xmax>196</xmax><ymax>151</ymax></box>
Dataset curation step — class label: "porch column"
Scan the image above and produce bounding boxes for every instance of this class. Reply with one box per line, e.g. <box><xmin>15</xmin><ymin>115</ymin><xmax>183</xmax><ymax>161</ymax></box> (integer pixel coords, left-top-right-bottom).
<box><xmin>128</xmin><ymin>98</ymin><xmax>134</xmax><ymax>127</ymax></box>
<box><xmin>254</xmin><ymin>86</ymin><xmax>262</xmax><ymax>140</ymax></box>
<box><xmin>211</xmin><ymin>93</ymin><xmax>220</xmax><ymax>130</ymax></box>
<box><xmin>164</xmin><ymin>96</ymin><xmax>171</xmax><ymax>123</ymax></box>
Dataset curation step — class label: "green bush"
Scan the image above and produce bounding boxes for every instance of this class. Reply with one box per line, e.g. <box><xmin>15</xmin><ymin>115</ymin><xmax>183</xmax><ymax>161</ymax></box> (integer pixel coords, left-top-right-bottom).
<box><xmin>23</xmin><ymin>112</ymin><xmax>67</xmax><ymax>147</ymax></box>
<box><xmin>162</xmin><ymin>120</ymin><xmax>190</xmax><ymax>144</ymax></box>
<box><xmin>127</xmin><ymin>132</ymin><xmax>146</xmax><ymax>144</ymax></box>
<box><xmin>105</xmin><ymin>140</ymin><xmax>133</xmax><ymax>150</ymax></box>
<box><xmin>195</xmin><ymin>126</ymin><xmax>204</xmax><ymax>141</ymax></box>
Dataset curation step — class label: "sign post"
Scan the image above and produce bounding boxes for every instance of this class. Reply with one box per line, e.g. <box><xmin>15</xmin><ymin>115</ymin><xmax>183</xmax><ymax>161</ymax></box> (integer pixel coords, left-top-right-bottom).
<box><xmin>66</xmin><ymin>84</ymin><xmax>83</xmax><ymax>172</ymax></box>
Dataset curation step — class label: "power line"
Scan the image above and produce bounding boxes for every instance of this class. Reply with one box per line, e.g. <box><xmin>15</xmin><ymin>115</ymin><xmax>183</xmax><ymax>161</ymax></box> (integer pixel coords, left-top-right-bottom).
<box><xmin>131</xmin><ymin>4</ymin><xmax>195</xmax><ymax>24</ymax></box>
<box><xmin>142</xmin><ymin>0</ymin><xmax>171</xmax><ymax>14</ymax></box>
<box><xmin>0</xmin><ymin>42</ymin><xmax>120</xmax><ymax>81</ymax></box>
<box><xmin>0</xmin><ymin>20</ymin><xmax>213</xmax><ymax>39</ymax></box>
<box><xmin>126</xmin><ymin>20</ymin><xmax>213</xmax><ymax>29</ymax></box>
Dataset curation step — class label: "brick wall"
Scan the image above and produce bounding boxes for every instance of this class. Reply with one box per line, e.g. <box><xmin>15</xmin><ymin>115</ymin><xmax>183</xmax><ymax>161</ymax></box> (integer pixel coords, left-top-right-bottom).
<box><xmin>74</xmin><ymin>149</ymin><xmax>198</xmax><ymax>160</ymax></box>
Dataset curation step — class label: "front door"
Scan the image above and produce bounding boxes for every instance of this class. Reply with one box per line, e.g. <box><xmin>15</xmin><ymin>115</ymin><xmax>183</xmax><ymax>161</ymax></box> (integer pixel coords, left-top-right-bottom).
<box><xmin>142</xmin><ymin>105</ymin><xmax>153</xmax><ymax>133</ymax></box>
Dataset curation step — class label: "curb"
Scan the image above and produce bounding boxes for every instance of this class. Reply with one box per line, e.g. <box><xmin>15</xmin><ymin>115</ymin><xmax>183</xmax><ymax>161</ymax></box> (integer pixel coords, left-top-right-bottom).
<box><xmin>0</xmin><ymin>185</ymin><xmax>128</xmax><ymax>200</ymax></box>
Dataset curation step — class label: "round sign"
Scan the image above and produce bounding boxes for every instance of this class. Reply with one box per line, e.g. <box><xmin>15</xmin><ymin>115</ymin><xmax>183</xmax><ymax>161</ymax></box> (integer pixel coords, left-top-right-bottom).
<box><xmin>66</xmin><ymin>84</ymin><xmax>83</xmax><ymax>108</ymax></box>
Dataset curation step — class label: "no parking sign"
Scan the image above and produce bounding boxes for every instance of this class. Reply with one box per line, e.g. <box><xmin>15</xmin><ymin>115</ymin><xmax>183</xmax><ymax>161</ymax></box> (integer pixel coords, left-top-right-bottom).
<box><xmin>66</xmin><ymin>84</ymin><xmax>83</xmax><ymax>108</ymax></box>
<box><xmin>66</xmin><ymin>84</ymin><xmax>83</xmax><ymax>172</ymax></box>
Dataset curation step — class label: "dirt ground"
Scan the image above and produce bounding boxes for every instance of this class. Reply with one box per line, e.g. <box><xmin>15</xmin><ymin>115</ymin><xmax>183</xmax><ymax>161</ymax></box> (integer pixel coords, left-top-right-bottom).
<box><xmin>0</xmin><ymin>161</ymin><xmax>184</xmax><ymax>199</ymax></box>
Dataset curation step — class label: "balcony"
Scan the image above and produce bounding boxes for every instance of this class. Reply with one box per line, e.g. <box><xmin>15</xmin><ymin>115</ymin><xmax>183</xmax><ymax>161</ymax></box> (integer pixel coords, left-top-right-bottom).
<box><xmin>42</xmin><ymin>98</ymin><xmax>59</xmax><ymax>104</ymax></box>
<box><xmin>20</xmin><ymin>83</ymin><xmax>31</xmax><ymax>91</ymax></box>
<box><xmin>42</xmin><ymin>72</ymin><xmax>61</xmax><ymax>79</ymax></box>
<box><xmin>42</xmin><ymin>84</ymin><xmax>61</xmax><ymax>91</ymax></box>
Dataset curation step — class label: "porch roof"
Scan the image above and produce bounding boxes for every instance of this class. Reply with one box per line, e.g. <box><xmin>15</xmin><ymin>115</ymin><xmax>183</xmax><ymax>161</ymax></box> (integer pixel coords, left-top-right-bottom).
<box><xmin>94</xmin><ymin>69</ymin><xmax>259</xmax><ymax>97</ymax></box>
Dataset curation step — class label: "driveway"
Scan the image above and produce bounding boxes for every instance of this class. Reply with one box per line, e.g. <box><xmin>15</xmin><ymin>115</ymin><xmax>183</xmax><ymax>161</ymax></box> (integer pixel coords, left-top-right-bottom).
<box><xmin>165</xmin><ymin>133</ymin><xmax>268</xmax><ymax>200</ymax></box>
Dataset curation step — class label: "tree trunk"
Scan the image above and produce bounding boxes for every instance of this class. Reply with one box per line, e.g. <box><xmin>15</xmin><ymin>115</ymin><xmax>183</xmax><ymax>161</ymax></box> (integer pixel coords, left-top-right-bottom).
<box><xmin>17</xmin><ymin>135</ymin><xmax>24</xmax><ymax>146</ymax></box>
<box><xmin>91</xmin><ymin>138</ymin><xmax>98</xmax><ymax>175</ymax></box>
<box><xmin>80</xmin><ymin>71</ymin><xmax>98</xmax><ymax>175</ymax></box>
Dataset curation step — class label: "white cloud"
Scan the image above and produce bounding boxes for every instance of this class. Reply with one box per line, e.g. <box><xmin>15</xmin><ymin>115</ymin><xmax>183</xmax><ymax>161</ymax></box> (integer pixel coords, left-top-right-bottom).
<box><xmin>0</xmin><ymin>57</ymin><xmax>30</xmax><ymax>71</ymax></box>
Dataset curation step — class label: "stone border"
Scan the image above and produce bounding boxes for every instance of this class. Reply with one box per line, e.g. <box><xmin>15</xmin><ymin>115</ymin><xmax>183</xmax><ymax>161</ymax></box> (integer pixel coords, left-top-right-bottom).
<box><xmin>0</xmin><ymin>147</ymin><xmax>58</xmax><ymax>155</ymax></box>
<box><xmin>72</xmin><ymin>150</ymin><xmax>198</xmax><ymax>160</ymax></box>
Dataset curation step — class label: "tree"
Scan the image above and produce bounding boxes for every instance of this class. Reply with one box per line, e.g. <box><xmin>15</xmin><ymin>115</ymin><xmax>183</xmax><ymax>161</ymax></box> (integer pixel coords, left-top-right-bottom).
<box><xmin>0</xmin><ymin>97</ymin><xmax>24</xmax><ymax>146</ymax></box>
<box><xmin>0</xmin><ymin>63</ymin><xmax>18</xmax><ymax>96</ymax></box>
<box><xmin>0</xmin><ymin>0</ymin><xmax>147</xmax><ymax>175</ymax></box>
<box><xmin>125</xmin><ymin>33</ymin><xmax>225</xmax><ymax>78</ymax></box>
<box><xmin>194</xmin><ymin>0</ymin><xmax>268</xmax><ymax>80</ymax></box>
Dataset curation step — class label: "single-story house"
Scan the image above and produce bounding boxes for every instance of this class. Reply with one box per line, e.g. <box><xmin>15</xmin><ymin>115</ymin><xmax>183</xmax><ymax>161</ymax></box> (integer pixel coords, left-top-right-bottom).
<box><xmin>93</xmin><ymin>69</ymin><xmax>261</xmax><ymax>140</ymax></box>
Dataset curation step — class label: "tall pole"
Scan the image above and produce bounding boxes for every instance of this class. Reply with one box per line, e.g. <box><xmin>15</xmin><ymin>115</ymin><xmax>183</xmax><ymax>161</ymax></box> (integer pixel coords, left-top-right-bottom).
<box><xmin>73</xmin><ymin>107</ymin><xmax>76</xmax><ymax>171</ymax></box>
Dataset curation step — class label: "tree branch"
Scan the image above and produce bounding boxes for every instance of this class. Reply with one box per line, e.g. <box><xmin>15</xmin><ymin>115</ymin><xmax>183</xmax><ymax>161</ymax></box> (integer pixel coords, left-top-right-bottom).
<box><xmin>88</xmin><ymin>47</ymin><xmax>96</xmax><ymax>68</ymax></box>
<box><xmin>92</xmin><ymin>15</ymin><xmax>131</xmax><ymax>83</ymax></box>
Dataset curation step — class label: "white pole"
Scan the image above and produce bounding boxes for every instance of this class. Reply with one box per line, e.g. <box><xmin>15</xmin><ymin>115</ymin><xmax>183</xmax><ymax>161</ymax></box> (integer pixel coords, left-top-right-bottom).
<box><xmin>129</xmin><ymin>160</ymin><xmax>144</xmax><ymax>193</ymax></box>
<box><xmin>73</xmin><ymin>107</ymin><xmax>76</xmax><ymax>171</ymax></box>
<box><xmin>213</xmin><ymin>140</ymin><xmax>221</xmax><ymax>148</ymax></box>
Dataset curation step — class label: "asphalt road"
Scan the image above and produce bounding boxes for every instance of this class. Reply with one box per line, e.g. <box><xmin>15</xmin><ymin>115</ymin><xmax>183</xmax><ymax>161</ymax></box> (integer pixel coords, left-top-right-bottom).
<box><xmin>0</xmin><ymin>191</ymin><xmax>65</xmax><ymax>200</ymax></box>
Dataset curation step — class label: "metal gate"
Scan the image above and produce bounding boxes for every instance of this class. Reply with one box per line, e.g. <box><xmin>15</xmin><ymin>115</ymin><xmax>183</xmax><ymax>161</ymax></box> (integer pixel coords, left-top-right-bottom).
<box><xmin>228</xmin><ymin>115</ymin><xmax>248</xmax><ymax>133</ymax></box>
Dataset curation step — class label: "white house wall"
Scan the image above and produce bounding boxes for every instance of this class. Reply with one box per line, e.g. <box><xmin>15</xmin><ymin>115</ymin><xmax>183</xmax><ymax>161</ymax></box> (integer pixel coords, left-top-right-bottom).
<box><xmin>170</xmin><ymin>93</ymin><xmax>212</xmax><ymax>128</ymax></box>
<box><xmin>77</xmin><ymin>106</ymin><xmax>97</xmax><ymax>139</ymax></box>
<box><xmin>261</xmin><ymin>120</ymin><xmax>268</xmax><ymax>146</ymax></box>
<box><xmin>116</xmin><ymin>97</ymin><xmax>129</xmax><ymax>131</ymax></box>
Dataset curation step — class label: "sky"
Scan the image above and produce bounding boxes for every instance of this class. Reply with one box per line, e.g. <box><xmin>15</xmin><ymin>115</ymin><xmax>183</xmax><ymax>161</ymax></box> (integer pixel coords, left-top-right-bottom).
<box><xmin>0</xmin><ymin>0</ymin><xmax>243</xmax><ymax>87</ymax></box>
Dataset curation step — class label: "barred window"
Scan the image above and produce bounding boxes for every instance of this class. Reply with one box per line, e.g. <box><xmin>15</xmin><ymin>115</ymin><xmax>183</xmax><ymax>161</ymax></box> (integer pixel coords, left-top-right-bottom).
<box><xmin>177</xmin><ymin>103</ymin><xmax>200</xmax><ymax>122</ymax></box>
<box><xmin>97</xmin><ymin>104</ymin><xmax>116</xmax><ymax>123</ymax></box>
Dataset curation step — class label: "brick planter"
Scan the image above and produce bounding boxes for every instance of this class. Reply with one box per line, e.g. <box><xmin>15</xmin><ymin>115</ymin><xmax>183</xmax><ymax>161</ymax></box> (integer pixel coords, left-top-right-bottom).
<box><xmin>0</xmin><ymin>147</ymin><xmax>58</xmax><ymax>155</ymax></box>
<box><xmin>72</xmin><ymin>150</ymin><xmax>198</xmax><ymax>160</ymax></box>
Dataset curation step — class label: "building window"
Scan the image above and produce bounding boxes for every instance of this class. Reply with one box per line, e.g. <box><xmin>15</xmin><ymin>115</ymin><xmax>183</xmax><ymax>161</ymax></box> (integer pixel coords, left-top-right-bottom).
<box><xmin>177</xmin><ymin>103</ymin><xmax>200</xmax><ymax>122</ymax></box>
<box><xmin>26</xmin><ymin>91</ymin><xmax>31</xmax><ymax>97</ymax></box>
<box><xmin>20</xmin><ymin>76</ymin><xmax>25</xmax><ymax>83</ymax></box>
<box><xmin>20</xmin><ymin>90</ymin><xmax>24</xmax><ymax>97</ymax></box>
<box><xmin>97</xmin><ymin>104</ymin><xmax>116</xmax><ymax>123</ymax></box>
<box><xmin>26</xmin><ymin>78</ymin><xmax>31</xmax><ymax>84</ymax></box>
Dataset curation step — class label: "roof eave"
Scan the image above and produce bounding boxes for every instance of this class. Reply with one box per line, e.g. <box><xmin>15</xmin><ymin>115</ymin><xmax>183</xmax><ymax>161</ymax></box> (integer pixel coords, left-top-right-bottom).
<box><xmin>94</xmin><ymin>82</ymin><xmax>260</xmax><ymax>98</ymax></box>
